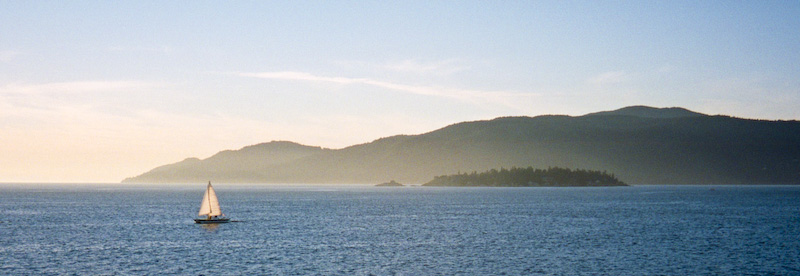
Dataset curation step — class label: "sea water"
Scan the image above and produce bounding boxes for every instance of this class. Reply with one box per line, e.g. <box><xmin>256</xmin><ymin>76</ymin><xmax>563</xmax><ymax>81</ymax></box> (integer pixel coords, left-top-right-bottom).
<box><xmin>1</xmin><ymin>184</ymin><xmax>799</xmax><ymax>275</ymax></box>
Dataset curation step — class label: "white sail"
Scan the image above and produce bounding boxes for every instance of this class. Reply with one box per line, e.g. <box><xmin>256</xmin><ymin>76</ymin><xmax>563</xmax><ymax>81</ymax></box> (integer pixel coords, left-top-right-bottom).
<box><xmin>198</xmin><ymin>182</ymin><xmax>222</xmax><ymax>217</ymax></box>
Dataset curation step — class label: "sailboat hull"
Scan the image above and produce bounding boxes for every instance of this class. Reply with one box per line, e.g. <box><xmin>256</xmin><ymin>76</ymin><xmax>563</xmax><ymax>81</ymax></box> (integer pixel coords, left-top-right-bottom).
<box><xmin>194</xmin><ymin>218</ymin><xmax>231</xmax><ymax>224</ymax></box>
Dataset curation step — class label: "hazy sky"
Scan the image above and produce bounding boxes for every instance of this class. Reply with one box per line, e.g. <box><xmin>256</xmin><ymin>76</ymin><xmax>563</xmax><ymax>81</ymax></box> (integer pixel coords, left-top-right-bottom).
<box><xmin>2</xmin><ymin>1</ymin><xmax>799</xmax><ymax>183</ymax></box>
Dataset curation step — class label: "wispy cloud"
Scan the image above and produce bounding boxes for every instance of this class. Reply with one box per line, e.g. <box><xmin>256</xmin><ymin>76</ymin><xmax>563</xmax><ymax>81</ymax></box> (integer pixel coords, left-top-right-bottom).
<box><xmin>1</xmin><ymin>80</ymin><xmax>159</xmax><ymax>95</ymax></box>
<box><xmin>237</xmin><ymin>71</ymin><xmax>537</xmax><ymax>109</ymax></box>
<box><xmin>382</xmin><ymin>59</ymin><xmax>470</xmax><ymax>75</ymax></box>
<box><xmin>239</xmin><ymin>71</ymin><xmax>359</xmax><ymax>85</ymax></box>
<box><xmin>0</xmin><ymin>50</ymin><xmax>21</xmax><ymax>62</ymax></box>
<box><xmin>107</xmin><ymin>45</ymin><xmax>174</xmax><ymax>54</ymax></box>
<box><xmin>0</xmin><ymin>80</ymin><xmax>166</xmax><ymax>127</ymax></box>
<box><xmin>334</xmin><ymin>59</ymin><xmax>471</xmax><ymax>76</ymax></box>
<box><xmin>588</xmin><ymin>71</ymin><xmax>628</xmax><ymax>85</ymax></box>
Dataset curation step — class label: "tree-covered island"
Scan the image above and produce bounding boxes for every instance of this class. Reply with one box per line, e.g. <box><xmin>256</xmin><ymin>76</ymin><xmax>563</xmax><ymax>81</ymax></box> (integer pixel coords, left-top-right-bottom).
<box><xmin>376</xmin><ymin>180</ymin><xmax>404</xmax><ymax>187</ymax></box>
<box><xmin>423</xmin><ymin>167</ymin><xmax>627</xmax><ymax>187</ymax></box>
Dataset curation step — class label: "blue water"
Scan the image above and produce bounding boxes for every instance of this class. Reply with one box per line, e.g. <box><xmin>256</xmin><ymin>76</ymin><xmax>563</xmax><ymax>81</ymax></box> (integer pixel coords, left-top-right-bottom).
<box><xmin>1</xmin><ymin>184</ymin><xmax>799</xmax><ymax>275</ymax></box>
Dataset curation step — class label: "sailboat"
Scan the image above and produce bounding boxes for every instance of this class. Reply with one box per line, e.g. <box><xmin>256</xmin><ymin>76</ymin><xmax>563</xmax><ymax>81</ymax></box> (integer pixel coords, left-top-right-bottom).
<box><xmin>194</xmin><ymin>181</ymin><xmax>231</xmax><ymax>224</ymax></box>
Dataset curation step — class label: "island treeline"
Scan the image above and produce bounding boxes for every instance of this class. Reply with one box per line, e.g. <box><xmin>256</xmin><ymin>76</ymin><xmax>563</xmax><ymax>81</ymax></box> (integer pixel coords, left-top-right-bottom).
<box><xmin>423</xmin><ymin>167</ymin><xmax>627</xmax><ymax>187</ymax></box>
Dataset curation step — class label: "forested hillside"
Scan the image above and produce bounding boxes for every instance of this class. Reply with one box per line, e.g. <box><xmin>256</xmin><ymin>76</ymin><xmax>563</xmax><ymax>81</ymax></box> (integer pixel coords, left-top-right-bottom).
<box><xmin>124</xmin><ymin>106</ymin><xmax>800</xmax><ymax>184</ymax></box>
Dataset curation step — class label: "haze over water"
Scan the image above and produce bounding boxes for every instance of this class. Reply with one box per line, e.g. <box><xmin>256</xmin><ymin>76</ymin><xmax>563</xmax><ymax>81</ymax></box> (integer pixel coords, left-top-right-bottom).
<box><xmin>2</xmin><ymin>1</ymin><xmax>799</xmax><ymax>183</ymax></box>
<box><xmin>2</xmin><ymin>184</ymin><xmax>798</xmax><ymax>275</ymax></box>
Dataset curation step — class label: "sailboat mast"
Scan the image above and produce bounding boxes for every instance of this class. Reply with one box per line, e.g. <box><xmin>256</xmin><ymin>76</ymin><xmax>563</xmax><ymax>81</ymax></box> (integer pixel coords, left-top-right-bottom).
<box><xmin>207</xmin><ymin>181</ymin><xmax>212</xmax><ymax>218</ymax></box>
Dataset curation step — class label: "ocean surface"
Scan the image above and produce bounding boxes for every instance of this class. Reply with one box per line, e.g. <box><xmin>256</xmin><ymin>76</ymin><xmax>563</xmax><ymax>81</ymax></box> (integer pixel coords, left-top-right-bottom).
<box><xmin>1</xmin><ymin>184</ymin><xmax>799</xmax><ymax>275</ymax></box>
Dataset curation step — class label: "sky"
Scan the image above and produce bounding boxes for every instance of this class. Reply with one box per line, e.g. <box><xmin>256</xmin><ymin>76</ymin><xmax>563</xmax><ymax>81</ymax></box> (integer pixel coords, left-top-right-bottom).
<box><xmin>1</xmin><ymin>1</ymin><xmax>799</xmax><ymax>183</ymax></box>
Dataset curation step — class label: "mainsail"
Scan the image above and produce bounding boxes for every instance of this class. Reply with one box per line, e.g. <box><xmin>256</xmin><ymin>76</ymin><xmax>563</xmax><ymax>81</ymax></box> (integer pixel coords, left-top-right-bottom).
<box><xmin>198</xmin><ymin>182</ymin><xmax>222</xmax><ymax>217</ymax></box>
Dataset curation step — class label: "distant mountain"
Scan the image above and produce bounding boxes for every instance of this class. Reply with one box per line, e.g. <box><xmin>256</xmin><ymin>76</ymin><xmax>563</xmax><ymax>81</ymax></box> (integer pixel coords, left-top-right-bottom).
<box><xmin>123</xmin><ymin>106</ymin><xmax>800</xmax><ymax>184</ymax></box>
<box><xmin>122</xmin><ymin>141</ymin><xmax>330</xmax><ymax>183</ymax></box>
<box><xmin>584</xmin><ymin>105</ymin><xmax>704</xmax><ymax>118</ymax></box>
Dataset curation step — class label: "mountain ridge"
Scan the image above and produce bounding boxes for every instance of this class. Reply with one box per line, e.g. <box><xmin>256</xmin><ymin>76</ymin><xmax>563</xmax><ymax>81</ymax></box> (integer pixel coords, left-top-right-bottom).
<box><xmin>584</xmin><ymin>105</ymin><xmax>705</xmax><ymax>118</ymax></box>
<box><xmin>123</xmin><ymin>106</ymin><xmax>800</xmax><ymax>184</ymax></box>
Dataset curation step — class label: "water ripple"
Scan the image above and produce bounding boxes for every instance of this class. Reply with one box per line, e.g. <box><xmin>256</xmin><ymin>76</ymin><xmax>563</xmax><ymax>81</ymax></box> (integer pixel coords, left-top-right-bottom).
<box><xmin>1</xmin><ymin>185</ymin><xmax>798</xmax><ymax>275</ymax></box>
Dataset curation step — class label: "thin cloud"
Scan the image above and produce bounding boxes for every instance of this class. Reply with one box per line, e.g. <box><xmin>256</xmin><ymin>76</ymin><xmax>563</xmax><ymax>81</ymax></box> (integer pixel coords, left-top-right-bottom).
<box><xmin>333</xmin><ymin>59</ymin><xmax>471</xmax><ymax>76</ymax></box>
<box><xmin>237</xmin><ymin>71</ymin><xmax>538</xmax><ymax>109</ymax></box>
<box><xmin>0</xmin><ymin>80</ymin><xmax>166</xmax><ymax>125</ymax></box>
<box><xmin>0</xmin><ymin>50</ymin><xmax>21</xmax><ymax>62</ymax></box>
<box><xmin>1</xmin><ymin>80</ymin><xmax>159</xmax><ymax>95</ymax></box>
<box><xmin>588</xmin><ymin>71</ymin><xmax>628</xmax><ymax>85</ymax></box>
<box><xmin>107</xmin><ymin>45</ymin><xmax>173</xmax><ymax>54</ymax></box>
<box><xmin>382</xmin><ymin>59</ymin><xmax>470</xmax><ymax>75</ymax></box>
<box><xmin>239</xmin><ymin>71</ymin><xmax>359</xmax><ymax>85</ymax></box>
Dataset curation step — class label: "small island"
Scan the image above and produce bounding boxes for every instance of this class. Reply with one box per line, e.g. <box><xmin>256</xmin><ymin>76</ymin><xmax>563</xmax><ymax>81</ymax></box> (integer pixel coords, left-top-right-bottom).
<box><xmin>422</xmin><ymin>167</ymin><xmax>627</xmax><ymax>187</ymax></box>
<box><xmin>376</xmin><ymin>180</ymin><xmax>404</xmax><ymax>187</ymax></box>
